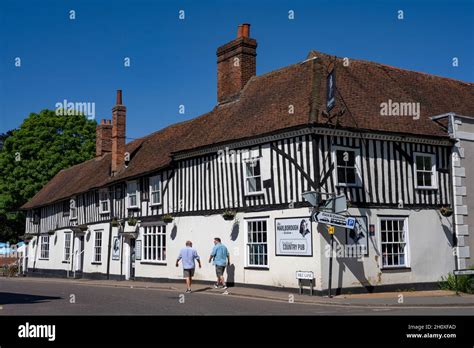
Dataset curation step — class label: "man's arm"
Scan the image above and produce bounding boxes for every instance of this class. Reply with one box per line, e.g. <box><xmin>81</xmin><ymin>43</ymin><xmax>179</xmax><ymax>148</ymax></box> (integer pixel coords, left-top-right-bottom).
<box><xmin>194</xmin><ymin>250</ymin><xmax>202</xmax><ymax>268</ymax></box>
<box><xmin>209</xmin><ymin>246</ymin><xmax>216</xmax><ymax>263</ymax></box>
<box><xmin>176</xmin><ymin>250</ymin><xmax>182</xmax><ymax>267</ymax></box>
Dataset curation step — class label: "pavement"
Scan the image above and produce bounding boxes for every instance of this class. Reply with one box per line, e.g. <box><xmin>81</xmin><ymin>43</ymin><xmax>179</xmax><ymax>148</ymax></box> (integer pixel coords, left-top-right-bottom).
<box><xmin>2</xmin><ymin>276</ymin><xmax>473</xmax><ymax>310</ymax></box>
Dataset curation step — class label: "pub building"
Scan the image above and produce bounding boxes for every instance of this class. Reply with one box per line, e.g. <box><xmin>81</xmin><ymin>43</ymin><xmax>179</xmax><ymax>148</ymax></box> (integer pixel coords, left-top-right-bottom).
<box><xmin>22</xmin><ymin>24</ymin><xmax>474</xmax><ymax>294</ymax></box>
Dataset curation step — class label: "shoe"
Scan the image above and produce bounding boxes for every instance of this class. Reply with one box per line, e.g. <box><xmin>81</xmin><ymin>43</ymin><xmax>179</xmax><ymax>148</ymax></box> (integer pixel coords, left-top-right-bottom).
<box><xmin>223</xmin><ymin>285</ymin><xmax>228</xmax><ymax>289</ymax></box>
<box><xmin>213</xmin><ymin>283</ymin><xmax>220</xmax><ymax>289</ymax></box>
<box><xmin>185</xmin><ymin>289</ymin><xmax>192</xmax><ymax>293</ymax></box>
<box><xmin>222</xmin><ymin>290</ymin><xmax>229</xmax><ymax>295</ymax></box>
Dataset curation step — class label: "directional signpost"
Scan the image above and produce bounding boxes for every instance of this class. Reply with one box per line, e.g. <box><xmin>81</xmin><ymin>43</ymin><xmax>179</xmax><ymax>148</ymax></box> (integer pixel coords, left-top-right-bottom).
<box><xmin>313</xmin><ymin>211</ymin><xmax>356</xmax><ymax>298</ymax></box>
<box><xmin>313</xmin><ymin>211</ymin><xmax>356</xmax><ymax>229</ymax></box>
<box><xmin>302</xmin><ymin>190</ymin><xmax>357</xmax><ymax>298</ymax></box>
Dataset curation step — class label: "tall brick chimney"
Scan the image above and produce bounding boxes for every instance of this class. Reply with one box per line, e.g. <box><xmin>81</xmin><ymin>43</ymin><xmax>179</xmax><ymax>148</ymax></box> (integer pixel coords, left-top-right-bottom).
<box><xmin>217</xmin><ymin>23</ymin><xmax>257</xmax><ymax>103</ymax></box>
<box><xmin>111</xmin><ymin>90</ymin><xmax>126</xmax><ymax>175</ymax></box>
<box><xmin>96</xmin><ymin>119</ymin><xmax>112</xmax><ymax>157</ymax></box>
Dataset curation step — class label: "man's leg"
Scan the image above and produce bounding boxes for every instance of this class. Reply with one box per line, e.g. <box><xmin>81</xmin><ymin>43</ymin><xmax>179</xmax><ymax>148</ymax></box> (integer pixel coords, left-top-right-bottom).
<box><xmin>186</xmin><ymin>277</ymin><xmax>191</xmax><ymax>289</ymax></box>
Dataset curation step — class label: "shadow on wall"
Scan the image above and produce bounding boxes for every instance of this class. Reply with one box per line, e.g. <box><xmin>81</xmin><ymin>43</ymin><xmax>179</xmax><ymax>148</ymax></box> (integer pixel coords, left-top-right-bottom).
<box><xmin>318</xmin><ymin>221</ymin><xmax>373</xmax><ymax>295</ymax></box>
<box><xmin>170</xmin><ymin>224</ymin><xmax>177</xmax><ymax>240</ymax></box>
<box><xmin>438</xmin><ymin>213</ymin><xmax>454</xmax><ymax>247</ymax></box>
<box><xmin>230</xmin><ymin>221</ymin><xmax>239</xmax><ymax>241</ymax></box>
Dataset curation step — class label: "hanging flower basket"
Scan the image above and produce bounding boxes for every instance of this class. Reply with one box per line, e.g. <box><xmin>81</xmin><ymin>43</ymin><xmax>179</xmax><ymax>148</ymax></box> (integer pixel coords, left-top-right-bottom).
<box><xmin>127</xmin><ymin>217</ymin><xmax>138</xmax><ymax>226</ymax></box>
<box><xmin>440</xmin><ymin>207</ymin><xmax>453</xmax><ymax>217</ymax></box>
<box><xmin>24</xmin><ymin>234</ymin><xmax>34</xmax><ymax>242</ymax></box>
<box><xmin>111</xmin><ymin>217</ymin><xmax>119</xmax><ymax>227</ymax></box>
<box><xmin>222</xmin><ymin>209</ymin><xmax>237</xmax><ymax>221</ymax></box>
<box><xmin>78</xmin><ymin>224</ymin><xmax>88</xmax><ymax>232</ymax></box>
<box><xmin>47</xmin><ymin>230</ymin><xmax>55</xmax><ymax>236</ymax></box>
<box><xmin>162</xmin><ymin>214</ymin><xmax>174</xmax><ymax>223</ymax></box>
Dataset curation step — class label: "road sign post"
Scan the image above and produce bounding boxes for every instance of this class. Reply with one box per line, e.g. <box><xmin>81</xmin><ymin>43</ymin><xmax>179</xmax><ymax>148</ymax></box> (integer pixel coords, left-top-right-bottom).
<box><xmin>328</xmin><ymin>228</ymin><xmax>334</xmax><ymax>298</ymax></box>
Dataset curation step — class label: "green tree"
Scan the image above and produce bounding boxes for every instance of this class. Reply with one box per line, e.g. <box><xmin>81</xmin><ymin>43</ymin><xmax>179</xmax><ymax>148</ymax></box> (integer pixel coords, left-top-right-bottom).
<box><xmin>0</xmin><ymin>110</ymin><xmax>96</xmax><ymax>243</ymax></box>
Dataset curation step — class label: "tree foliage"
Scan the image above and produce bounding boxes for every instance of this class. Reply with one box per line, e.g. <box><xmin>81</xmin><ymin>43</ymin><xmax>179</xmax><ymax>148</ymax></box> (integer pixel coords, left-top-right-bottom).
<box><xmin>0</xmin><ymin>110</ymin><xmax>96</xmax><ymax>242</ymax></box>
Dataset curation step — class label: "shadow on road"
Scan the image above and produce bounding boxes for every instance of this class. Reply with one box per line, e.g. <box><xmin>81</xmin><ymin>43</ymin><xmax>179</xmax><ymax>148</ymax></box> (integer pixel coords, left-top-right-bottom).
<box><xmin>0</xmin><ymin>292</ymin><xmax>62</xmax><ymax>305</ymax></box>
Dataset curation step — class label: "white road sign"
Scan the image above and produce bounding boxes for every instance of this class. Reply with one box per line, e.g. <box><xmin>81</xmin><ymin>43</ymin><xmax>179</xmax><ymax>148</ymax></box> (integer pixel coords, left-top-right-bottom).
<box><xmin>296</xmin><ymin>271</ymin><xmax>314</xmax><ymax>280</ymax></box>
<box><xmin>313</xmin><ymin>211</ymin><xmax>356</xmax><ymax>229</ymax></box>
<box><xmin>453</xmin><ymin>269</ymin><xmax>474</xmax><ymax>276</ymax></box>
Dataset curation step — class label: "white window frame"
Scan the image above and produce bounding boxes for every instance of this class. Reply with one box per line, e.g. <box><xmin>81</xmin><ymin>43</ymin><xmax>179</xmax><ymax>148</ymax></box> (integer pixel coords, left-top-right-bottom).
<box><xmin>93</xmin><ymin>230</ymin><xmax>103</xmax><ymax>263</ymax></box>
<box><xmin>244</xmin><ymin>158</ymin><xmax>264</xmax><ymax>196</ymax></box>
<box><xmin>126</xmin><ymin>180</ymin><xmax>140</xmax><ymax>209</ymax></box>
<box><xmin>40</xmin><ymin>235</ymin><xmax>50</xmax><ymax>260</ymax></box>
<box><xmin>99</xmin><ymin>189</ymin><xmax>110</xmax><ymax>214</ymax></box>
<box><xmin>69</xmin><ymin>197</ymin><xmax>77</xmax><ymax>220</ymax></box>
<box><xmin>333</xmin><ymin>146</ymin><xmax>362</xmax><ymax>187</ymax></box>
<box><xmin>149</xmin><ymin>175</ymin><xmax>162</xmax><ymax>206</ymax></box>
<box><xmin>142</xmin><ymin>225</ymin><xmax>166</xmax><ymax>263</ymax></box>
<box><xmin>413</xmin><ymin>152</ymin><xmax>438</xmax><ymax>189</ymax></box>
<box><xmin>245</xmin><ymin>218</ymin><xmax>269</xmax><ymax>268</ymax></box>
<box><xmin>378</xmin><ymin>216</ymin><xmax>410</xmax><ymax>269</ymax></box>
<box><xmin>63</xmin><ymin>232</ymin><xmax>72</xmax><ymax>262</ymax></box>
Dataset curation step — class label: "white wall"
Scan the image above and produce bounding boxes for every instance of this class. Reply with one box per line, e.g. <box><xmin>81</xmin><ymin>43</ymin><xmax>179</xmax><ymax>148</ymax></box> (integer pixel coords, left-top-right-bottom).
<box><xmin>27</xmin><ymin>208</ymin><xmax>455</xmax><ymax>291</ymax></box>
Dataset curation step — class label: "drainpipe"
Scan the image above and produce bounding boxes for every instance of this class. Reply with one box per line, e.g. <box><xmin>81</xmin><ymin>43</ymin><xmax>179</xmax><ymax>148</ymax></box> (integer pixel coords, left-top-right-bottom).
<box><xmin>106</xmin><ymin>189</ymin><xmax>114</xmax><ymax>280</ymax></box>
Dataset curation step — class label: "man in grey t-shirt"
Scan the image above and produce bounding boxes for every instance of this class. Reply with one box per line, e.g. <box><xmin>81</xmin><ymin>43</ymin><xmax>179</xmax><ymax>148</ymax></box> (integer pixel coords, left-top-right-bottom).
<box><xmin>176</xmin><ymin>241</ymin><xmax>201</xmax><ymax>293</ymax></box>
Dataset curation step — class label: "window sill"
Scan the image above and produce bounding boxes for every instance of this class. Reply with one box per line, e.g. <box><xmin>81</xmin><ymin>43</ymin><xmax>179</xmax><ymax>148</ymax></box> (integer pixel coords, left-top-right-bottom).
<box><xmin>381</xmin><ymin>267</ymin><xmax>411</xmax><ymax>272</ymax></box>
<box><xmin>415</xmin><ymin>187</ymin><xmax>438</xmax><ymax>191</ymax></box>
<box><xmin>39</xmin><ymin>258</ymin><xmax>49</xmax><ymax>261</ymax></box>
<box><xmin>336</xmin><ymin>184</ymin><xmax>362</xmax><ymax>188</ymax></box>
<box><xmin>149</xmin><ymin>203</ymin><xmax>162</xmax><ymax>207</ymax></box>
<box><xmin>127</xmin><ymin>206</ymin><xmax>140</xmax><ymax>210</ymax></box>
<box><xmin>244</xmin><ymin>266</ymin><xmax>269</xmax><ymax>271</ymax></box>
<box><xmin>99</xmin><ymin>211</ymin><xmax>110</xmax><ymax>215</ymax></box>
<box><xmin>91</xmin><ymin>262</ymin><xmax>102</xmax><ymax>265</ymax></box>
<box><xmin>140</xmin><ymin>261</ymin><xmax>167</xmax><ymax>265</ymax></box>
<box><xmin>244</xmin><ymin>192</ymin><xmax>265</xmax><ymax>197</ymax></box>
<box><xmin>62</xmin><ymin>260</ymin><xmax>71</xmax><ymax>264</ymax></box>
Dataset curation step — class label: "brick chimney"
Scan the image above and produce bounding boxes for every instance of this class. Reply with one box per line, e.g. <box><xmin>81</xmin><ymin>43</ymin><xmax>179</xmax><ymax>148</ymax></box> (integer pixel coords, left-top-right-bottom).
<box><xmin>217</xmin><ymin>23</ymin><xmax>257</xmax><ymax>103</ymax></box>
<box><xmin>111</xmin><ymin>90</ymin><xmax>126</xmax><ymax>175</ymax></box>
<box><xmin>96</xmin><ymin>119</ymin><xmax>112</xmax><ymax>157</ymax></box>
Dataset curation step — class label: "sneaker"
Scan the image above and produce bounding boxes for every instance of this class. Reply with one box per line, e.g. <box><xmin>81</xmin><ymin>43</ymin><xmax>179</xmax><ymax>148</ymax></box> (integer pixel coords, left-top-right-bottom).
<box><xmin>222</xmin><ymin>285</ymin><xmax>228</xmax><ymax>290</ymax></box>
<box><xmin>213</xmin><ymin>283</ymin><xmax>220</xmax><ymax>289</ymax></box>
<box><xmin>185</xmin><ymin>289</ymin><xmax>192</xmax><ymax>293</ymax></box>
<box><xmin>222</xmin><ymin>290</ymin><xmax>229</xmax><ymax>295</ymax></box>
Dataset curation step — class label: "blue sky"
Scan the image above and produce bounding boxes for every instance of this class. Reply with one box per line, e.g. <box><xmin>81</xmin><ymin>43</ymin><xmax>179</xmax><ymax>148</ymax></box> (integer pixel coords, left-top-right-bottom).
<box><xmin>1</xmin><ymin>0</ymin><xmax>473</xmax><ymax>140</ymax></box>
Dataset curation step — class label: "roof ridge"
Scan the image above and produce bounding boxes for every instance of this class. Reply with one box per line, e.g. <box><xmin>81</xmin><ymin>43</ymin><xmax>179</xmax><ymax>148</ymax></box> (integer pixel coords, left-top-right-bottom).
<box><xmin>309</xmin><ymin>50</ymin><xmax>474</xmax><ymax>86</ymax></box>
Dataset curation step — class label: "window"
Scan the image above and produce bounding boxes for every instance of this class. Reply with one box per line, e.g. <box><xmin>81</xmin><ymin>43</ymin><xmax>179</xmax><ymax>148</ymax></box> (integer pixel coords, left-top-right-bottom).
<box><xmin>246</xmin><ymin>219</ymin><xmax>268</xmax><ymax>267</ymax></box>
<box><xmin>414</xmin><ymin>153</ymin><xmax>437</xmax><ymax>189</ymax></box>
<box><xmin>380</xmin><ymin>217</ymin><xmax>409</xmax><ymax>268</ymax></box>
<box><xmin>149</xmin><ymin>175</ymin><xmax>162</xmax><ymax>205</ymax></box>
<box><xmin>99</xmin><ymin>189</ymin><xmax>110</xmax><ymax>214</ymax></box>
<box><xmin>143</xmin><ymin>226</ymin><xmax>166</xmax><ymax>262</ymax></box>
<box><xmin>33</xmin><ymin>209</ymin><xmax>40</xmax><ymax>224</ymax></box>
<box><xmin>127</xmin><ymin>181</ymin><xmax>139</xmax><ymax>209</ymax></box>
<box><xmin>69</xmin><ymin>197</ymin><xmax>77</xmax><ymax>220</ymax></box>
<box><xmin>93</xmin><ymin>230</ymin><xmax>102</xmax><ymax>263</ymax></box>
<box><xmin>63</xmin><ymin>200</ymin><xmax>70</xmax><ymax>217</ymax></box>
<box><xmin>244</xmin><ymin>158</ymin><xmax>263</xmax><ymax>195</ymax></box>
<box><xmin>40</xmin><ymin>235</ymin><xmax>50</xmax><ymax>259</ymax></box>
<box><xmin>334</xmin><ymin>147</ymin><xmax>360</xmax><ymax>186</ymax></box>
<box><xmin>64</xmin><ymin>232</ymin><xmax>71</xmax><ymax>262</ymax></box>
